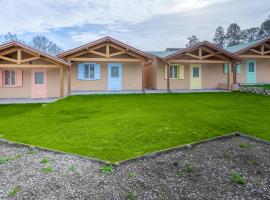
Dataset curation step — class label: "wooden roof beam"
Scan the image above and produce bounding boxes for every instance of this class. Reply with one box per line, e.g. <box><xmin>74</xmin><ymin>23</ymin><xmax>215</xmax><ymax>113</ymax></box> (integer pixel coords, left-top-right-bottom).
<box><xmin>250</xmin><ymin>48</ymin><xmax>262</xmax><ymax>55</ymax></box>
<box><xmin>0</xmin><ymin>55</ymin><xmax>17</xmax><ymax>63</ymax></box>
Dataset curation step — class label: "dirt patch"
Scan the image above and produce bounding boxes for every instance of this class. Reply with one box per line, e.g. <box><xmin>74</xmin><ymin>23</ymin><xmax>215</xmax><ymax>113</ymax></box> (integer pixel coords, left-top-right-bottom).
<box><xmin>0</xmin><ymin>136</ymin><xmax>269</xmax><ymax>200</ymax></box>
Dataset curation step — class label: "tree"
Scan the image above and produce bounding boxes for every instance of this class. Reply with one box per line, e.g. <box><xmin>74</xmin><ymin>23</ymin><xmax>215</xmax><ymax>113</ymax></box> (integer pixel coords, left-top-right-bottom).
<box><xmin>226</xmin><ymin>23</ymin><xmax>242</xmax><ymax>47</ymax></box>
<box><xmin>260</xmin><ymin>15</ymin><xmax>270</xmax><ymax>37</ymax></box>
<box><xmin>241</xmin><ymin>27</ymin><xmax>260</xmax><ymax>42</ymax></box>
<box><xmin>213</xmin><ymin>26</ymin><xmax>226</xmax><ymax>47</ymax></box>
<box><xmin>30</xmin><ymin>35</ymin><xmax>62</xmax><ymax>55</ymax></box>
<box><xmin>1</xmin><ymin>32</ymin><xmax>24</xmax><ymax>44</ymax></box>
<box><xmin>186</xmin><ymin>35</ymin><xmax>200</xmax><ymax>47</ymax></box>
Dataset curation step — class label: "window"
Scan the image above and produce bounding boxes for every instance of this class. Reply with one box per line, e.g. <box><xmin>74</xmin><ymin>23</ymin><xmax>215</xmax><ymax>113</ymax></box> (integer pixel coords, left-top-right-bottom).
<box><xmin>193</xmin><ymin>67</ymin><xmax>200</xmax><ymax>78</ymax></box>
<box><xmin>89</xmin><ymin>65</ymin><xmax>95</xmax><ymax>79</ymax></box>
<box><xmin>111</xmin><ymin>66</ymin><xmax>119</xmax><ymax>78</ymax></box>
<box><xmin>35</xmin><ymin>72</ymin><xmax>44</xmax><ymax>84</ymax></box>
<box><xmin>249</xmin><ymin>63</ymin><xmax>255</xmax><ymax>72</ymax></box>
<box><xmin>84</xmin><ymin>65</ymin><xmax>89</xmax><ymax>79</ymax></box>
<box><xmin>169</xmin><ymin>65</ymin><xmax>179</xmax><ymax>79</ymax></box>
<box><xmin>4</xmin><ymin>70</ymin><xmax>16</xmax><ymax>85</ymax></box>
<box><xmin>83</xmin><ymin>64</ymin><xmax>95</xmax><ymax>79</ymax></box>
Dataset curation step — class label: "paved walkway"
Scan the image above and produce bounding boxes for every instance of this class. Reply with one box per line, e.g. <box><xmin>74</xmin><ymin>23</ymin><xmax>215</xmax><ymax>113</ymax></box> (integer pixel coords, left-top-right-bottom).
<box><xmin>0</xmin><ymin>89</ymin><xmax>228</xmax><ymax>104</ymax></box>
<box><xmin>0</xmin><ymin>98</ymin><xmax>58</xmax><ymax>104</ymax></box>
<box><xmin>71</xmin><ymin>89</ymin><xmax>228</xmax><ymax>95</ymax></box>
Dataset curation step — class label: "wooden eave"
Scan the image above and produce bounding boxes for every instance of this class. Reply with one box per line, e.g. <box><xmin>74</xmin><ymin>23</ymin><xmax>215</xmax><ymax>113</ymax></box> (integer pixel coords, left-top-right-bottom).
<box><xmin>57</xmin><ymin>36</ymin><xmax>154</xmax><ymax>62</ymax></box>
<box><xmin>163</xmin><ymin>41</ymin><xmax>242</xmax><ymax>64</ymax></box>
<box><xmin>0</xmin><ymin>41</ymin><xmax>70</xmax><ymax>68</ymax></box>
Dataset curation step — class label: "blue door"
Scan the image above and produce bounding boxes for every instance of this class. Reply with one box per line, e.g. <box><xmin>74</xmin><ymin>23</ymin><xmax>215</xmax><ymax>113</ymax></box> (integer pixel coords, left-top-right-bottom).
<box><xmin>108</xmin><ymin>63</ymin><xmax>122</xmax><ymax>90</ymax></box>
<box><xmin>246</xmin><ymin>60</ymin><xmax>256</xmax><ymax>84</ymax></box>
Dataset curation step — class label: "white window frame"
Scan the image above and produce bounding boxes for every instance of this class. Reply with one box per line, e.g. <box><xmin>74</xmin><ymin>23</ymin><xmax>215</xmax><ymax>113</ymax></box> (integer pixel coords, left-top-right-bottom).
<box><xmin>169</xmin><ymin>64</ymin><xmax>179</xmax><ymax>79</ymax></box>
<box><xmin>4</xmin><ymin>70</ymin><xmax>16</xmax><ymax>86</ymax></box>
<box><xmin>83</xmin><ymin>63</ymin><xmax>96</xmax><ymax>80</ymax></box>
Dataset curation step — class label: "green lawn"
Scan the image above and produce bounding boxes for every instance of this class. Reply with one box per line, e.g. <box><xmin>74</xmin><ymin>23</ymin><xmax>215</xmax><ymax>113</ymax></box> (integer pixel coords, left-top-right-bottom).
<box><xmin>0</xmin><ymin>92</ymin><xmax>270</xmax><ymax>162</ymax></box>
<box><xmin>245</xmin><ymin>84</ymin><xmax>270</xmax><ymax>90</ymax></box>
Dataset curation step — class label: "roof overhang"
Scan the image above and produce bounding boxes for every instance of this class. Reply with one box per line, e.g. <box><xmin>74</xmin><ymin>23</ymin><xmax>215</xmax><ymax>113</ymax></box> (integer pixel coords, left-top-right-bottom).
<box><xmin>58</xmin><ymin>36</ymin><xmax>154</xmax><ymax>61</ymax></box>
<box><xmin>163</xmin><ymin>41</ymin><xmax>242</xmax><ymax>63</ymax></box>
<box><xmin>0</xmin><ymin>41</ymin><xmax>70</xmax><ymax>67</ymax></box>
<box><xmin>234</xmin><ymin>35</ymin><xmax>270</xmax><ymax>55</ymax></box>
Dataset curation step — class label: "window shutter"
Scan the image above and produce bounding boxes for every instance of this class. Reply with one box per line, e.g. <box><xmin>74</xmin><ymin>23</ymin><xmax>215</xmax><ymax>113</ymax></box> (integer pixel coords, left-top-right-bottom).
<box><xmin>178</xmin><ymin>65</ymin><xmax>184</xmax><ymax>79</ymax></box>
<box><xmin>0</xmin><ymin>69</ymin><xmax>2</xmax><ymax>87</ymax></box>
<box><xmin>223</xmin><ymin>64</ymin><xmax>228</xmax><ymax>74</ymax></box>
<box><xmin>78</xmin><ymin>64</ymin><xmax>84</xmax><ymax>80</ymax></box>
<box><xmin>237</xmin><ymin>64</ymin><xmax>241</xmax><ymax>74</ymax></box>
<box><xmin>164</xmin><ymin>65</ymin><xmax>168</xmax><ymax>79</ymax></box>
<box><xmin>16</xmin><ymin>69</ymin><xmax>23</xmax><ymax>87</ymax></box>
<box><xmin>94</xmin><ymin>64</ymin><xmax>101</xmax><ymax>80</ymax></box>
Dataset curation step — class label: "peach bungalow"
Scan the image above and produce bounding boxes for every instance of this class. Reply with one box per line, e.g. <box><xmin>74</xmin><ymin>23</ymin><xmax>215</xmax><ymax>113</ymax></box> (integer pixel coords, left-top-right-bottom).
<box><xmin>57</xmin><ymin>37</ymin><xmax>153</xmax><ymax>93</ymax></box>
<box><xmin>0</xmin><ymin>41</ymin><xmax>70</xmax><ymax>99</ymax></box>
<box><xmin>145</xmin><ymin>41</ymin><xmax>242</xmax><ymax>91</ymax></box>
<box><xmin>226</xmin><ymin>36</ymin><xmax>270</xmax><ymax>85</ymax></box>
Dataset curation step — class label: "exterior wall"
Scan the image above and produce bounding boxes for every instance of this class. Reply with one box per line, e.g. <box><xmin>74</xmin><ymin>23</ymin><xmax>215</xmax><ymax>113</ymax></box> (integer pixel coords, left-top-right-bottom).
<box><xmin>237</xmin><ymin>58</ymin><xmax>270</xmax><ymax>84</ymax></box>
<box><xmin>202</xmin><ymin>63</ymin><xmax>229</xmax><ymax>89</ymax></box>
<box><xmin>144</xmin><ymin>58</ymin><xmax>158</xmax><ymax>89</ymax></box>
<box><xmin>0</xmin><ymin>68</ymin><xmax>68</xmax><ymax>98</ymax></box>
<box><xmin>154</xmin><ymin>60</ymin><xmax>230</xmax><ymax>90</ymax></box>
<box><xmin>70</xmin><ymin>61</ymin><xmax>143</xmax><ymax>91</ymax></box>
<box><xmin>0</xmin><ymin>68</ymin><xmax>31</xmax><ymax>98</ymax></box>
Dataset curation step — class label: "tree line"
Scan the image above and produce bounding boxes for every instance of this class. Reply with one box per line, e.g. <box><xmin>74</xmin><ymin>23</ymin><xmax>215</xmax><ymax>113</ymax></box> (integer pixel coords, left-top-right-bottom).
<box><xmin>186</xmin><ymin>14</ymin><xmax>270</xmax><ymax>48</ymax></box>
<box><xmin>0</xmin><ymin>33</ymin><xmax>62</xmax><ymax>55</ymax></box>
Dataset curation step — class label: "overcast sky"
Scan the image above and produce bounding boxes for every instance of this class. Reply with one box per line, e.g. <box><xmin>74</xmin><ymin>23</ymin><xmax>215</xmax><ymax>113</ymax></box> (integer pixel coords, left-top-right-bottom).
<box><xmin>0</xmin><ymin>0</ymin><xmax>269</xmax><ymax>51</ymax></box>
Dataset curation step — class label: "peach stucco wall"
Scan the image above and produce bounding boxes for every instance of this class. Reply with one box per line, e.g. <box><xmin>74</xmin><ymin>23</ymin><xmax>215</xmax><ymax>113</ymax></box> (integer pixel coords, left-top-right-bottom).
<box><xmin>237</xmin><ymin>58</ymin><xmax>270</xmax><ymax>84</ymax></box>
<box><xmin>0</xmin><ymin>68</ymin><xmax>68</xmax><ymax>98</ymax></box>
<box><xmin>153</xmin><ymin>59</ymin><xmax>230</xmax><ymax>90</ymax></box>
<box><xmin>70</xmin><ymin>61</ymin><xmax>143</xmax><ymax>91</ymax></box>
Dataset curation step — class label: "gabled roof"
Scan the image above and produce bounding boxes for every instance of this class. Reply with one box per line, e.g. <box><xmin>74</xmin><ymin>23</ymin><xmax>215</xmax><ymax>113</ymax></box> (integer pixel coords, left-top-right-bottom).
<box><xmin>225</xmin><ymin>35</ymin><xmax>270</xmax><ymax>54</ymax></box>
<box><xmin>0</xmin><ymin>41</ymin><xmax>70</xmax><ymax>66</ymax></box>
<box><xmin>58</xmin><ymin>36</ymin><xmax>154</xmax><ymax>60</ymax></box>
<box><xmin>163</xmin><ymin>41</ymin><xmax>242</xmax><ymax>61</ymax></box>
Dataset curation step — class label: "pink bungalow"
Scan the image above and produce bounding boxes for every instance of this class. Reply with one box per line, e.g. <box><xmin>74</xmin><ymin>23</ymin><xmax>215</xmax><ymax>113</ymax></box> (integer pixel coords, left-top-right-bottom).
<box><xmin>0</xmin><ymin>41</ymin><xmax>70</xmax><ymax>99</ymax></box>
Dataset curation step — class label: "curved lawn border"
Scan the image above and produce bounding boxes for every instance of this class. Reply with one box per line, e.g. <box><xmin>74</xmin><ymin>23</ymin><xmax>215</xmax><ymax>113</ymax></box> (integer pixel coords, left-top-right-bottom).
<box><xmin>0</xmin><ymin>132</ymin><xmax>269</xmax><ymax>165</ymax></box>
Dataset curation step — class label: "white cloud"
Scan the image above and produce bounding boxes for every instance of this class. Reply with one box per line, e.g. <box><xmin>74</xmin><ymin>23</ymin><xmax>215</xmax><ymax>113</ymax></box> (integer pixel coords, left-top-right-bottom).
<box><xmin>0</xmin><ymin>0</ymin><xmax>227</xmax><ymax>34</ymax></box>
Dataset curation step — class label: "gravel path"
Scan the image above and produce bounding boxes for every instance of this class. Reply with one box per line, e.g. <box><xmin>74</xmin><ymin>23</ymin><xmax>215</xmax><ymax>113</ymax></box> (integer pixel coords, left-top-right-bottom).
<box><xmin>0</xmin><ymin>136</ymin><xmax>269</xmax><ymax>200</ymax></box>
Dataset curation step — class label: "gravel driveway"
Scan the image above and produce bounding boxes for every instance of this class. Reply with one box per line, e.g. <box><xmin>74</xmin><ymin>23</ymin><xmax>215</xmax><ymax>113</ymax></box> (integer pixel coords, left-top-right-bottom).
<box><xmin>0</xmin><ymin>135</ymin><xmax>269</xmax><ymax>200</ymax></box>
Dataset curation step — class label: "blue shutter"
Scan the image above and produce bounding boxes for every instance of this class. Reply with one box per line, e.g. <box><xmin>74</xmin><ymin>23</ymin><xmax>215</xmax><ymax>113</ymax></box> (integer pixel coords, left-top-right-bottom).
<box><xmin>78</xmin><ymin>64</ymin><xmax>84</xmax><ymax>80</ymax></box>
<box><xmin>237</xmin><ymin>64</ymin><xmax>241</xmax><ymax>74</ymax></box>
<box><xmin>223</xmin><ymin>64</ymin><xmax>228</xmax><ymax>74</ymax></box>
<box><xmin>94</xmin><ymin>64</ymin><xmax>100</xmax><ymax>80</ymax></box>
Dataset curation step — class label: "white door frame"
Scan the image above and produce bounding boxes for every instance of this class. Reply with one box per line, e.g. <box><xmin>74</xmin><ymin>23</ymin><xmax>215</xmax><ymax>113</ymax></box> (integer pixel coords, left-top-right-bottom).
<box><xmin>108</xmin><ymin>63</ymin><xmax>122</xmax><ymax>90</ymax></box>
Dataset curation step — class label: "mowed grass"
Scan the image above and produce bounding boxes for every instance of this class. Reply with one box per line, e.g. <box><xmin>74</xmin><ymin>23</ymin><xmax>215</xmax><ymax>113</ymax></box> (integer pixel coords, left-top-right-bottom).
<box><xmin>246</xmin><ymin>84</ymin><xmax>270</xmax><ymax>90</ymax></box>
<box><xmin>0</xmin><ymin>92</ymin><xmax>270</xmax><ymax>162</ymax></box>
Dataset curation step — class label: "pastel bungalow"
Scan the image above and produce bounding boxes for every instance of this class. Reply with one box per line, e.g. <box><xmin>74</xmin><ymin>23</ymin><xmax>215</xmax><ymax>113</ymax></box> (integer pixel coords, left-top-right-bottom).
<box><xmin>226</xmin><ymin>36</ymin><xmax>270</xmax><ymax>85</ymax></box>
<box><xmin>145</xmin><ymin>41</ymin><xmax>242</xmax><ymax>91</ymax></box>
<box><xmin>0</xmin><ymin>41</ymin><xmax>70</xmax><ymax>98</ymax></box>
<box><xmin>57</xmin><ymin>37</ymin><xmax>153</xmax><ymax>93</ymax></box>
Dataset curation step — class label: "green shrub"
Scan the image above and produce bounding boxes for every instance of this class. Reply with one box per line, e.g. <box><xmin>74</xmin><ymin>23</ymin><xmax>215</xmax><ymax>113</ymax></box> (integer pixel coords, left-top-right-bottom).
<box><xmin>9</xmin><ymin>186</ymin><xmax>20</xmax><ymax>196</ymax></box>
<box><xmin>125</xmin><ymin>192</ymin><xmax>136</xmax><ymax>200</ymax></box>
<box><xmin>41</xmin><ymin>166</ymin><xmax>54</xmax><ymax>173</ymax></box>
<box><xmin>40</xmin><ymin>157</ymin><xmax>49</xmax><ymax>164</ymax></box>
<box><xmin>100</xmin><ymin>165</ymin><xmax>113</xmax><ymax>174</ymax></box>
<box><xmin>0</xmin><ymin>157</ymin><xmax>14</xmax><ymax>164</ymax></box>
<box><xmin>230</xmin><ymin>171</ymin><xmax>246</xmax><ymax>185</ymax></box>
<box><xmin>69</xmin><ymin>165</ymin><xmax>76</xmax><ymax>172</ymax></box>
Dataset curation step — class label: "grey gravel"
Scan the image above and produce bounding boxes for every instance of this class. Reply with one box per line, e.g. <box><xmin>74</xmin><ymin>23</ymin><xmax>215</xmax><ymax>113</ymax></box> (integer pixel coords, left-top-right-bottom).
<box><xmin>0</xmin><ymin>136</ymin><xmax>269</xmax><ymax>200</ymax></box>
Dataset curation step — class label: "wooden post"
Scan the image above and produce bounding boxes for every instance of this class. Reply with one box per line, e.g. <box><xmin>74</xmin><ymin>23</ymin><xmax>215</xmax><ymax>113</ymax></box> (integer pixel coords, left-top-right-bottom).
<box><xmin>166</xmin><ymin>63</ymin><xmax>171</xmax><ymax>92</ymax></box>
<box><xmin>67</xmin><ymin>66</ymin><xmax>71</xmax><ymax>95</ymax></box>
<box><xmin>142</xmin><ymin>62</ymin><xmax>145</xmax><ymax>93</ymax></box>
<box><xmin>233</xmin><ymin>62</ymin><xmax>237</xmax><ymax>84</ymax></box>
<box><xmin>17</xmin><ymin>49</ymin><xmax>21</xmax><ymax>64</ymax></box>
<box><xmin>60</xmin><ymin>66</ymin><xmax>64</xmax><ymax>97</ymax></box>
<box><xmin>227</xmin><ymin>63</ymin><xmax>231</xmax><ymax>90</ymax></box>
<box><xmin>106</xmin><ymin>44</ymin><xmax>110</xmax><ymax>58</ymax></box>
